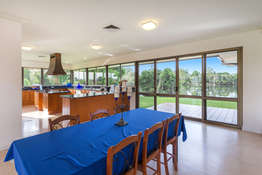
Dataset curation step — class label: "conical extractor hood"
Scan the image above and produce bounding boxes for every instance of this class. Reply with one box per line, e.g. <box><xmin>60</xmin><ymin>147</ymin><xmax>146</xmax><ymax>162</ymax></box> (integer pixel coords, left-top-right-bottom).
<box><xmin>46</xmin><ymin>53</ymin><xmax>66</xmax><ymax>75</ymax></box>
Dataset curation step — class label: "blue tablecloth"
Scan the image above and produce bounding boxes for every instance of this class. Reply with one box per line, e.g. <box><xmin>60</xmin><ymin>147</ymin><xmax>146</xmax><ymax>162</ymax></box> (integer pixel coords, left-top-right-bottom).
<box><xmin>4</xmin><ymin>108</ymin><xmax>187</xmax><ymax>175</ymax></box>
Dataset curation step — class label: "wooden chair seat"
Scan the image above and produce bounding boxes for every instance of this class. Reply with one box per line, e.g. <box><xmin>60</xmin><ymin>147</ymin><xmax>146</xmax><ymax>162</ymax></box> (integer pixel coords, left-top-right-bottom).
<box><xmin>139</xmin><ymin>122</ymin><xmax>165</xmax><ymax>175</ymax></box>
<box><xmin>48</xmin><ymin>115</ymin><xmax>80</xmax><ymax>131</ymax></box>
<box><xmin>107</xmin><ymin>132</ymin><xmax>142</xmax><ymax>175</ymax></box>
<box><xmin>90</xmin><ymin>109</ymin><xmax>110</xmax><ymax>121</ymax></box>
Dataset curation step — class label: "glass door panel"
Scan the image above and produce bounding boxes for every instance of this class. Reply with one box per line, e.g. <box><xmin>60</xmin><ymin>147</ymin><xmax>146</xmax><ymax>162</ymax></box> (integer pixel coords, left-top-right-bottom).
<box><xmin>88</xmin><ymin>68</ymin><xmax>95</xmax><ymax>85</ymax></box>
<box><xmin>139</xmin><ymin>62</ymin><xmax>154</xmax><ymax>93</ymax></box>
<box><xmin>157</xmin><ymin>96</ymin><xmax>176</xmax><ymax>113</ymax></box>
<box><xmin>139</xmin><ymin>94</ymin><xmax>154</xmax><ymax>110</ymax></box>
<box><xmin>95</xmin><ymin>67</ymin><xmax>106</xmax><ymax>85</ymax></box>
<box><xmin>179</xmin><ymin>98</ymin><xmax>202</xmax><ymax>118</ymax></box>
<box><xmin>206</xmin><ymin>100</ymin><xmax>237</xmax><ymax>125</ymax></box>
<box><xmin>121</xmin><ymin>63</ymin><xmax>135</xmax><ymax>86</ymax></box>
<box><xmin>206</xmin><ymin>51</ymin><xmax>238</xmax><ymax>125</ymax></box>
<box><xmin>156</xmin><ymin>59</ymin><xmax>176</xmax><ymax>94</ymax></box>
<box><xmin>108</xmin><ymin>65</ymin><xmax>120</xmax><ymax>85</ymax></box>
<box><xmin>206</xmin><ymin>51</ymin><xmax>238</xmax><ymax>98</ymax></box>
<box><xmin>179</xmin><ymin>56</ymin><xmax>202</xmax><ymax>96</ymax></box>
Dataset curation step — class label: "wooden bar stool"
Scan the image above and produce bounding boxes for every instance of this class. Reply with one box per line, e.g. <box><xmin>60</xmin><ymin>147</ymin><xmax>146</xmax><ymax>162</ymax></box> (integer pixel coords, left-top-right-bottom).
<box><xmin>90</xmin><ymin>109</ymin><xmax>110</xmax><ymax>121</ymax></box>
<box><xmin>161</xmin><ymin>113</ymin><xmax>181</xmax><ymax>175</ymax></box>
<box><xmin>48</xmin><ymin>115</ymin><xmax>80</xmax><ymax>131</ymax></box>
<box><xmin>107</xmin><ymin>132</ymin><xmax>142</xmax><ymax>175</ymax></box>
<box><xmin>139</xmin><ymin>122</ymin><xmax>164</xmax><ymax>175</ymax></box>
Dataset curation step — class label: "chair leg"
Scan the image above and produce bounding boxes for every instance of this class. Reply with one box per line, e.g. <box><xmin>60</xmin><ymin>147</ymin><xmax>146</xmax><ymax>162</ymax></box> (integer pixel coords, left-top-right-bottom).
<box><xmin>172</xmin><ymin>143</ymin><xmax>178</xmax><ymax>171</ymax></box>
<box><xmin>163</xmin><ymin>148</ymin><xmax>169</xmax><ymax>175</ymax></box>
<box><xmin>157</xmin><ymin>153</ymin><xmax>161</xmax><ymax>175</ymax></box>
<box><xmin>142</xmin><ymin>162</ymin><xmax>147</xmax><ymax>175</ymax></box>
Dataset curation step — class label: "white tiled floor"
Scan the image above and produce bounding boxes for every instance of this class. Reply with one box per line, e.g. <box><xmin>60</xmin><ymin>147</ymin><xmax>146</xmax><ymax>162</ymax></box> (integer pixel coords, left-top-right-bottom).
<box><xmin>22</xmin><ymin>106</ymin><xmax>58</xmax><ymax>137</ymax></box>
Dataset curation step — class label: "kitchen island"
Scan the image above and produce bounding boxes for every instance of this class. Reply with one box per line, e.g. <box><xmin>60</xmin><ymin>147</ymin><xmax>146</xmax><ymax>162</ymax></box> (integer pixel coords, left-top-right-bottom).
<box><xmin>34</xmin><ymin>90</ymin><xmax>71</xmax><ymax>114</ymax></box>
<box><xmin>61</xmin><ymin>92</ymin><xmax>130</xmax><ymax>122</ymax></box>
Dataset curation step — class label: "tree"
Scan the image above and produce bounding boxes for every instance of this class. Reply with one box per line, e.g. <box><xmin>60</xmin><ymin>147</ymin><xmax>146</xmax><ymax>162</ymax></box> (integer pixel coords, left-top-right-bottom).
<box><xmin>139</xmin><ymin>70</ymin><xmax>154</xmax><ymax>92</ymax></box>
<box><xmin>157</xmin><ymin>68</ymin><xmax>176</xmax><ymax>94</ymax></box>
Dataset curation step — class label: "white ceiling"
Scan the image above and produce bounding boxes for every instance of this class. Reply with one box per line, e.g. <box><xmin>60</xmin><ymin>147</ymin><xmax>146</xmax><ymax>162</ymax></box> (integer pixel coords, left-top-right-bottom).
<box><xmin>1</xmin><ymin>0</ymin><xmax>262</xmax><ymax>68</ymax></box>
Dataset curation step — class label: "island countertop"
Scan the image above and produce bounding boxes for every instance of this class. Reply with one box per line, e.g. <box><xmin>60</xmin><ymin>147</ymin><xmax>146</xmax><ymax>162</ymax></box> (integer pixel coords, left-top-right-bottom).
<box><xmin>40</xmin><ymin>90</ymin><xmax>70</xmax><ymax>94</ymax></box>
<box><xmin>60</xmin><ymin>92</ymin><xmax>113</xmax><ymax>99</ymax></box>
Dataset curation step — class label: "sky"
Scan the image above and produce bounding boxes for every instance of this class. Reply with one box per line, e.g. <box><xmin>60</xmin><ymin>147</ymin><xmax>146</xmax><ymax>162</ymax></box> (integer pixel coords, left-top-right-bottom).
<box><xmin>139</xmin><ymin>57</ymin><xmax>237</xmax><ymax>74</ymax></box>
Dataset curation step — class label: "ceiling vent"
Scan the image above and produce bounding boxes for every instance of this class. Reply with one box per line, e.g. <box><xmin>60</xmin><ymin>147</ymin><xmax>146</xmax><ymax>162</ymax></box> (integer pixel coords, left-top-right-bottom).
<box><xmin>103</xmin><ymin>25</ymin><xmax>120</xmax><ymax>31</ymax></box>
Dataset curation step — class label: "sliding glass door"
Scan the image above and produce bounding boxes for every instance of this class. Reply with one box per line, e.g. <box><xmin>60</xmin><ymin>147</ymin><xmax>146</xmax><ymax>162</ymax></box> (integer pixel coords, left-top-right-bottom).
<box><xmin>205</xmin><ymin>51</ymin><xmax>238</xmax><ymax>125</ymax></box>
<box><xmin>178</xmin><ymin>56</ymin><xmax>202</xmax><ymax>119</ymax></box>
<box><xmin>138</xmin><ymin>61</ymin><xmax>154</xmax><ymax>109</ymax></box>
<box><xmin>137</xmin><ymin>48</ymin><xmax>242</xmax><ymax>128</ymax></box>
<box><xmin>156</xmin><ymin>59</ymin><xmax>176</xmax><ymax>113</ymax></box>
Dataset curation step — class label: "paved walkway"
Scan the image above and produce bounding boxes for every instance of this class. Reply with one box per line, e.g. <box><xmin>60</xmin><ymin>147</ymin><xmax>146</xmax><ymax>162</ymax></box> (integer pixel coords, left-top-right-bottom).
<box><xmin>148</xmin><ymin>103</ymin><xmax>237</xmax><ymax>125</ymax></box>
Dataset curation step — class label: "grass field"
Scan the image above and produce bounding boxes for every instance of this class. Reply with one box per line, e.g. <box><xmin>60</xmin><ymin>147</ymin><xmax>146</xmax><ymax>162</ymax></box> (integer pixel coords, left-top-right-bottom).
<box><xmin>139</xmin><ymin>96</ymin><xmax>237</xmax><ymax>109</ymax></box>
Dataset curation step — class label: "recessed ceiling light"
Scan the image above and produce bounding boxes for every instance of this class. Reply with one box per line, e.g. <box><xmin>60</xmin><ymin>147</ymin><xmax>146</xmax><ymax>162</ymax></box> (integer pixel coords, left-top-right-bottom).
<box><xmin>90</xmin><ymin>43</ymin><xmax>102</xmax><ymax>50</ymax></box>
<box><xmin>104</xmin><ymin>53</ymin><xmax>114</xmax><ymax>57</ymax></box>
<box><xmin>21</xmin><ymin>46</ymin><xmax>33</xmax><ymax>51</ymax></box>
<box><xmin>141</xmin><ymin>20</ymin><xmax>158</xmax><ymax>31</ymax></box>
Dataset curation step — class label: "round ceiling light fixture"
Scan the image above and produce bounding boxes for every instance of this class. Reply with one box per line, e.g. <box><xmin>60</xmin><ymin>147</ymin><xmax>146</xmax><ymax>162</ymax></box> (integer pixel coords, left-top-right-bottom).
<box><xmin>90</xmin><ymin>43</ymin><xmax>103</xmax><ymax>50</ymax></box>
<box><xmin>141</xmin><ymin>19</ymin><xmax>158</xmax><ymax>31</ymax></box>
<box><xmin>21</xmin><ymin>46</ymin><xmax>33</xmax><ymax>51</ymax></box>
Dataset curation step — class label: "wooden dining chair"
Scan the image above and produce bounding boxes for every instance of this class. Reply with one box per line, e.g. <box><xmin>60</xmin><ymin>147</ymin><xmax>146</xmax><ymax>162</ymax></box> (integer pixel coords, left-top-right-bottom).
<box><xmin>48</xmin><ymin>115</ymin><xmax>80</xmax><ymax>131</ymax></box>
<box><xmin>90</xmin><ymin>109</ymin><xmax>110</xmax><ymax>121</ymax></box>
<box><xmin>161</xmin><ymin>113</ymin><xmax>181</xmax><ymax>175</ymax></box>
<box><xmin>139</xmin><ymin>122</ymin><xmax>164</xmax><ymax>175</ymax></box>
<box><xmin>107</xmin><ymin>132</ymin><xmax>142</xmax><ymax>175</ymax></box>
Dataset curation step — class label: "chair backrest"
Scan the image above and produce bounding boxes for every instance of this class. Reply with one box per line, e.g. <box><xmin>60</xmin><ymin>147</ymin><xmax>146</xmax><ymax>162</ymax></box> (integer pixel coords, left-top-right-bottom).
<box><xmin>142</xmin><ymin>122</ymin><xmax>164</xmax><ymax>163</ymax></box>
<box><xmin>163</xmin><ymin>113</ymin><xmax>181</xmax><ymax>146</ymax></box>
<box><xmin>90</xmin><ymin>109</ymin><xmax>110</xmax><ymax>121</ymax></box>
<box><xmin>107</xmin><ymin>132</ymin><xmax>142</xmax><ymax>175</ymax></box>
<box><xmin>48</xmin><ymin>115</ymin><xmax>80</xmax><ymax>131</ymax></box>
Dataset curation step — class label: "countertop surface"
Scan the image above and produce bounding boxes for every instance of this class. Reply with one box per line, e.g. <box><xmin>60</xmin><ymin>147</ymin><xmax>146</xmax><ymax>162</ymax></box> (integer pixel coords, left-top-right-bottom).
<box><xmin>40</xmin><ymin>90</ymin><xmax>71</xmax><ymax>94</ymax></box>
<box><xmin>61</xmin><ymin>92</ymin><xmax>113</xmax><ymax>99</ymax></box>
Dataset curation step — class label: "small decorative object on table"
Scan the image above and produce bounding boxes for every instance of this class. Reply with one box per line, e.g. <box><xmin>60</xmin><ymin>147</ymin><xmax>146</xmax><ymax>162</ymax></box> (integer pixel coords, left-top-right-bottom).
<box><xmin>114</xmin><ymin>80</ymin><xmax>131</xmax><ymax>127</ymax></box>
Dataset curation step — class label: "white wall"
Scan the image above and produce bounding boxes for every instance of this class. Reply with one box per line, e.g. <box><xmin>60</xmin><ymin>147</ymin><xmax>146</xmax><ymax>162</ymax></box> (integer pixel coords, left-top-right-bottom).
<box><xmin>87</xmin><ymin>29</ymin><xmax>262</xmax><ymax>134</ymax></box>
<box><xmin>0</xmin><ymin>19</ymin><xmax>22</xmax><ymax>150</ymax></box>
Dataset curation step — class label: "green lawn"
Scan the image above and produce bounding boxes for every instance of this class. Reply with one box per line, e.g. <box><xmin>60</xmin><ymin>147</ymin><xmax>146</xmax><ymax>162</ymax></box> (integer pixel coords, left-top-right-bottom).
<box><xmin>139</xmin><ymin>96</ymin><xmax>237</xmax><ymax>109</ymax></box>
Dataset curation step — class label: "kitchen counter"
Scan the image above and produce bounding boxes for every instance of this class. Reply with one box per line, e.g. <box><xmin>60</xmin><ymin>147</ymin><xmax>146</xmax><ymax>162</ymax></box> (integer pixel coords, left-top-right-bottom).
<box><xmin>40</xmin><ymin>90</ymin><xmax>70</xmax><ymax>94</ymax></box>
<box><xmin>60</xmin><ymin>92</ymin><xmax>113</xmax><ymax>99</ymax></box>
<box><xmin>61</xmin><ymin>93</ymin><xmax>129</xmax><ymax>122</ymax></box>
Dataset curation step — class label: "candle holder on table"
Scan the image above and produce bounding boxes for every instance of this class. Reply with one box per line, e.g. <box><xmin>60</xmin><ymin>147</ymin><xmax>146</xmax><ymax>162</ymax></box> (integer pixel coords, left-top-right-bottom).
<box><xmin>114</xmin><ymin>80</ymin><xmax>132</xmax><ymax>127</ymax></box>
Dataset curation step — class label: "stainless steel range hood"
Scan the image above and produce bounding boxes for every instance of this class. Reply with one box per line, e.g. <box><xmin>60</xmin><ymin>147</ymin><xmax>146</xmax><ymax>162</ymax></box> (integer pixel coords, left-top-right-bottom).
<box><xmin>46</xmin><ymin>53</ymin><xmax>66</xmax><ymax>75</ymax></box>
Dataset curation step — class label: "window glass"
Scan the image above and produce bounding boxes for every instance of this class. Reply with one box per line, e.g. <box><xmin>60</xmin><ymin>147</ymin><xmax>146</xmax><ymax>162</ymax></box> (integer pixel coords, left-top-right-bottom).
<box><xmin>23</xmin><ymin>68</ymin><xmax>41</xmax><ymax>86</ymax></box>
<box><xmin>157</xmin><ymin>96</ymin><xmax>176</xmax><ymax>113</ymax></box>
<box><xmin>179</xmin><ymin>56</ymin><xmax>202</xmax><ymax>96</ymax></box>
<box><xmin>74</xmin><ymin>69</ymin><xmax>86</xmax><ymax>85</ymax></box>
<box><xmin>121</xmin><ymin>63</ymin><xmax>135</xmax><ymax>86</ymax></box>
<box><xmin>43</xmin><ymin>69</ymin><xmax>71</xmax><ymax>86</ymax></box>
<box><xmin>206</xmin><ymin>51</ymin><xmax>238</xmax><ymax>98</ymax></box>
<box><xmin>88</xmin><ymin>68</ymin><xmax>95</xmax><ymax>85</ymax></box>
<box><xmin>179</xmin><ymin>98</ymin><xmax>202</xmax><ymax>118</ymax></box>
<box><xmin>139</xmin><ymin>62</ymin><xmax>154</xmax><ymax>93</ymax></box>
<box><xmin>95</xmin><ymin>67</ymin><xmax>106</xmax><ymax>85</ymax></box>
<box><xmin>139</xmin><ymin>95</ymin><xmax>154</xmax><ymax>109</ymax></box>
<box><xmin>156</xmin><ymin>60</ymin><xmax>176</xmax><ymax>94</ymax></box>
<box><xmin>108</xmin><ymin>65</ymin><xmax>120</xmax><ymax>85</ymax></box>
<box><xmin>207</xmin><ymin>100</ymin><xmax>237</xmax><ymax>125</ymax></box>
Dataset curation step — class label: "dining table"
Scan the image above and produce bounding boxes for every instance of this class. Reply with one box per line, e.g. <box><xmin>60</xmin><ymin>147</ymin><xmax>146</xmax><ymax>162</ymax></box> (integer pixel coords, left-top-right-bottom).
<box><xmin>4</xmin><ymin>108</ymin><xmax>187</xmax><ymax>175</ymax></box>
